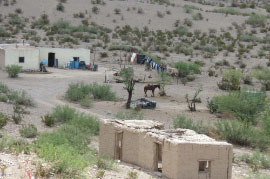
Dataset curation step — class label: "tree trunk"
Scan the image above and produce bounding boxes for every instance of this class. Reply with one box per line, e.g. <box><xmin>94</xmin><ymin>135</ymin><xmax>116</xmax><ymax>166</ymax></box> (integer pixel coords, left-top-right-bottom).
<box><xmin>126</xmin><ymin>90</ymin><xmax>132</xmax><ymax>109</ymax></box>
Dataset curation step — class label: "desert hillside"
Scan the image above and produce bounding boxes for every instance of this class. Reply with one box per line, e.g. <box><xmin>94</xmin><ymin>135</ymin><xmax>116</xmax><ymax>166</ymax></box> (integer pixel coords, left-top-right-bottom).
<box><xmin>0</xmin><ymin>0</ymin><xmax>270</xmax><ymax>178</ymax></box>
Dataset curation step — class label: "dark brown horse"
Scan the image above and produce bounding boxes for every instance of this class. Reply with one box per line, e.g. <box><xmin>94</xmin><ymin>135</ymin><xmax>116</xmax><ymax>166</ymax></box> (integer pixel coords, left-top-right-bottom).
<box><xmin>144</xmin><ymin>84</ymin><xmax>160</xmax><ymax>97</ymax></box>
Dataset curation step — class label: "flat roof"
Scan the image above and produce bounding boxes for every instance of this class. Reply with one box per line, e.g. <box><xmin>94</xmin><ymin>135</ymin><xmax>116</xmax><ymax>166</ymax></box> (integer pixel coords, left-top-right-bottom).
<box><xmin>0</xmin><ymin>44</ymin><xmax>36</xmax><ymax>50</ymax></box>
<box><xmin>102</xmin><ymin>119</ymin><xmax>231</xmax><ymax>145</ymax></box>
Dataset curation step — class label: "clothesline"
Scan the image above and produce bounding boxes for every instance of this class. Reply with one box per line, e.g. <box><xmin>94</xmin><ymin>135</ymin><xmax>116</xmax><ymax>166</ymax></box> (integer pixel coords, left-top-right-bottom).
<box><xmin>130</xmin><ymin>52</ymin><xmax>176</xmax><ymax>74</ymax></box>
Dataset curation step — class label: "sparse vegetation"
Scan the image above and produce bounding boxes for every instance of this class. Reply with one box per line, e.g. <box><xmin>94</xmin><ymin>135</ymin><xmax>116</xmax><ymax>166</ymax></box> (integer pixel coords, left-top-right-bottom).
<box><xmin>19</xmin><ymin>124</ymin><xmax>38</xmax><ymax>138</ymax></box>
<box><xmin>0</xmin><ymin>113</ymin><xmax>9</xmax><ymax>129</ymax></box>
<box><xmin>246</xmin><ymin>14</ymin><xmax>266</xmax><ymax>27</ymax></box>
<box><xmin>218</xmin><ymin>69</ymin><xmax>242</xmax><ymax>91</ymax></box>
<box><xmin>65</xmin><ymin>82</ymin><xmax>116</xmax><ymax>105</ymax></box>
<box><xmin>36</xmin><ymin>108</ymin><xmax>101</xmax><ymax>177</ymax></box>
<box><xmin>5</xmin><ymin>65</ymin><xmax>22</xmax><ymax>78</ymax></box>
<box><xmin>12</xmin><ymin>104</ymin><xmax>28</xmax><ymax>124</ymax></box>
<box><xmin>185</xmin><ymin>87</ymin><xmax>202</xmax><ymax>112</ymax></box>
<box><xmin>252</xmin><ymin>68</ymin><xmax>270</xmax><ymax>91</ymax></box>
<box><xmin>115</xmin><ymin>109</ymin><xmax>144</xmax><ymax>120</ymax></box>
<box><xmin>173</xmin><ymin>114</ymin><xmax>208</xmax><ymax>134</ymax></box>
<box><xmin>41</xmin><ymin>114</ymin><xmax>55</xmax><ymax>127</ymax></box>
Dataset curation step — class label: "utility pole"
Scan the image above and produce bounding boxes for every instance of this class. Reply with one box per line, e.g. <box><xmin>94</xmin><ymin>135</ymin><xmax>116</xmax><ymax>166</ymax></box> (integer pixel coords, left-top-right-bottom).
<box><xmin>93</xmin><ymin>47</ymin><xmax>96</xmax><ymax>65</ymax></box>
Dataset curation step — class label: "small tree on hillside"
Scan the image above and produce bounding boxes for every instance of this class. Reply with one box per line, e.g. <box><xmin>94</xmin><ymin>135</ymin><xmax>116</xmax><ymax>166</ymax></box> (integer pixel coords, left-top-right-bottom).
<box><xmin>157</xmin><ymin>71</ymin><xmax>172</xmax><ymax>96</ymax></box>
<box><xmin>120</xmin><ymin>67</ymin><xmax>135</xmax><ymax>109</ymax></box>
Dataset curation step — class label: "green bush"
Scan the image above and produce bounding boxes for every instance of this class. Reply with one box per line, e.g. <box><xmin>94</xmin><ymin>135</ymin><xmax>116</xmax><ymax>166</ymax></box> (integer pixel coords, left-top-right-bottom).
<box><xmin>0</xmin><ymin>82</ymin><xmax>9</xmax><ymax>94</ymax></box>
<box><xmin>41</xmin><ymin>114</ymin><xmax>55</xmax><ymax>127</ymax></box>
<box><xmin>239</xmin><ymin>151</ymin><xmax>270</xmax><ymax>171</ymax></box>
<box><xmin>0</xmin><ymin>133</ymin><xmax>30</xmax><ymax>154</ymax></box>
<box><xmin>97</xmin><ymin>157</ymin><xmax>114</xmax><ymax>170</ymax></box>
<box><xmin>183</xmin><ymin>5</ymin><xmax>199</xmax><ymax>13</ymax></box>
<box><xmin>5</xmin><ymin>65</ymin><xmax>22</xmax><ymax>78</ymax></box>
<box><xmin>215</xmin><ymin>120</ymin><xmax>255</xmax><ymax>146</ymax></box>
<box><xmin>252</xmin><ymin>68</ymin><xmax>270</xmax><ymax>91</ymax></box>
<box><xmin>174</xmin><ymin>61</ymin><xmax>200</xmax><ymax>78</ymax></box>
<box><xmin>65</xmin><ymin>82</ymin><xmax>116</xmax><ymax>102</ymax></box>
<box><xmin>19</xmin><ymin>124</ymin><xmax>38</xmax><ymax>138</ymax></box>
<box><xmin>214</xmin><ymin>7</ymin><xmax>241</xmax><ymax>15</ymax></box>
<box><xmin>115</xmin><ymin>109</ymin><xmax>144</xmax><ymax>120</ymax></box>
<box><xmin>65</xmin><ymin>82</ymin><xmax>91</xmax><ymax>102</ymax></box>
<box><xmin>208</xmin><ymin>91</ymin><xmax>266</xmax><ymax>125</ymax></box>
<box><xmin>79</xmin><ymin>99</ymin><xmax>93</xmax><ymax>108</ymax></box>
<box><xmin>183</xmin><ymin>18</ymin><xmax>192</xmax><ymax>27</ymax></box>
<box><xmin>127</xmin><ymin>171</ymin><xmax>138</xmax><ymax>179</ymax></box>
<box><xmin>240</xmin><ymin>33</ymin><xmax>261</xmax><ymax>42</ymax></box>
<box><xmin>51</xmin><ymin>105</ymin><xmax>77</xmax><ymax>123</ymax></box>
<box><xmin>89</xmin><ymin>82</ymin><xmax>116</xmax><ymax>100</ymax></box>
<box><xmin>0</xmin><ymin>113</ymin><xmax>9</xmax><ymax>129</ymax></box>
<box><xmin>218</xmin><ymin>69</ymin><xmax>242</xmax><ymax>90</ymax></box>
<box><xmin>12</xmin><ymin>104</ymin><xmax>28</xmax><ymax>124</ymax></box>
<box><xmin>56</xmin><ymin>3</ymin><xmax>64</xmax><ymax>12</ymax></box>
<box><xmin>36</xmin><ymin>111</ymin><xmax>100</xmax><ymax>177</ymax></box>
<box><xmin>203</xmin><ymin>45</ymin><xmax>217</xmax><ymax>53</ymax></box>
<box><xmin>192</xmin><ymin>13</ymin><xmax>203</xmax><ymax>20</ymax></box>
<box><xmin>0</xmin><ymin>94</ymin><xmax>8</xmax><ymax>102</ymax></box>
<box><xmin>173</xmin><ymin>114</ymin><xmax>208</xmax><ymax>134</ymax></box>
<box><xmin>8</xmin><ymin>90</ymin><xmax>34</xmax><ymax>107</ymax></box>
<box><xmin>246</xmin><ymin>13</ymin><xmax>266</xmax><ymax>27</ymax></box>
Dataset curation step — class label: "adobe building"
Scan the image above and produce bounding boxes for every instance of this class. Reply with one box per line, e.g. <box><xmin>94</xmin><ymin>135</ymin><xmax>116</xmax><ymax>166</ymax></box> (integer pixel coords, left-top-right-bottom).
<box><xmin>0</xmin><ymin>44</ymin><xmax>40</xmax><ymax>70</ymax></box>
<box><xmin>99</xmin><ymin>119</ymin><xmax>233</xmax><ymax>179</ymax></box>
<box><xmin>39</xmin><ymin>47</ymin><xmax>90</xmax><ymax>68</ymax></box>
<box><xmin>0</xmin><ymin>44</ymin><xmax>90</xmax><ymax>70</ymax></box>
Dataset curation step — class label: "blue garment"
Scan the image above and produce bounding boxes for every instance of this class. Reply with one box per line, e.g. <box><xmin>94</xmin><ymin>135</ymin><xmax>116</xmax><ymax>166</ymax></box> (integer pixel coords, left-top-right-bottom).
<box><xmin>41</xmin><ymin>59</ymin><xmax>47</xmax><ymax>65</ymax></box>
<box><xmin>146</xmin><ymin>57</ymin><xmax>150</xmax><ymax>63</ymax></box>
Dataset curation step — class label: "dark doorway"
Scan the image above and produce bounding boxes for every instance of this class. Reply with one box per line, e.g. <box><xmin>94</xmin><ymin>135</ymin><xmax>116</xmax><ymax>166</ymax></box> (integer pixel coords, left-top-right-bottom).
<box><xmin>48</xmin><ymin>53</ymin><xmax>55</xmax><ymax>67</ymax></box>
<box><xmin>155</xmin><ymin>142</ymin><xmax>162</xmax><ymax>172</ymax></box>
<box><xmin>114</xmin><ymin>132</ymin><xmax>123</xmax><ymax>160</ymax></box>
<box><xmin>73</xmin><ymin>57</ymin><xmax>79</xmax><ymax>61</ymax></box>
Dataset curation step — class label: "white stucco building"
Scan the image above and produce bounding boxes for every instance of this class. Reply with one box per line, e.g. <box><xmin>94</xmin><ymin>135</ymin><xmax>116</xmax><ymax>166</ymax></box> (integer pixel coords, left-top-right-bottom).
<box><xmin>39</xmin><ymin>47</ymin><xmax>91</xmax><ymax>68</ymax></box>
<box><xmin>0</xmin><ymin>44</ymin><xmax>40</xmax><ymax>70</ymax></box>
<box><xmin>0</xmin><ymin>44</ymin><xmax>91</xmax><ymax>70</ymax></box>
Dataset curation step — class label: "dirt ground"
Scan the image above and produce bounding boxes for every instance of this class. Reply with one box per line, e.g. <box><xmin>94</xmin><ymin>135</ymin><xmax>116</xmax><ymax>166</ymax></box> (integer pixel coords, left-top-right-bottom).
<box><xmin>0</xmin><ymin>64</ymin><xmax>269</xmax><ymax>178</ymax></box>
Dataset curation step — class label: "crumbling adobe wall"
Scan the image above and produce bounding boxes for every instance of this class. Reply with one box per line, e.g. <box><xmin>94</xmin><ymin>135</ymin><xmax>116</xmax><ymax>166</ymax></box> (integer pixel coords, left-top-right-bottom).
<box><xmin>168</xmin><ymin>143</ymin><xmax>232</xmax><ymax>179</ymax></box>
<box><xmin>99</xmin><ymin>120</ymin><xmax>116</xmax><ymax>158</ymax></box>
<box><xmin>137</xmin><ymin>132</ymin><xmax>158</xmax><ymax>170</ymax></box>
<box><xmin>162</xmin><ymin>141</ymin><xmax>180</xmax><ymax>179</ymax></box>
<box><xmin>121</xmin><ymin>129</ymin><xmax>140</xmax><ymax>164</ymax></box>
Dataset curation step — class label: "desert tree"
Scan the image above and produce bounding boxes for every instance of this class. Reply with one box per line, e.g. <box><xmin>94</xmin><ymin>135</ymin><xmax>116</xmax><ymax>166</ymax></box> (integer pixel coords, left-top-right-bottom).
<box><xmin>157</xmin><ymin>70</ymin><xmax>172</xmax><ymax>96</ymax></box>
<box><xmin>185</xmin><ymin>86</ymin><xmax>202</xmax><ymax>112</ymax></box>
<box><xmin>120</xmin><ymin>67</ymin><xmax>135</xmax><ymax>109</ymax></box>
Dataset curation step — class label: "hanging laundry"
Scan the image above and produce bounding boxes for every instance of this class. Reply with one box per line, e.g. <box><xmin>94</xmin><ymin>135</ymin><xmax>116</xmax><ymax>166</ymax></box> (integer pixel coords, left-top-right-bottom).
<box><xmin>152</xmin><ymin>62</ymin><xmax>156</xmax><ymax>69</ymax></box>
<box><xmin>130</xmin><ymin>53</ymin><xmax>137</xmax><ymax>63</ymax></box>
<box><xmin>146</xmin><ymin>57</ymin><xmax>150</xmax><ymax>63</ymax></box>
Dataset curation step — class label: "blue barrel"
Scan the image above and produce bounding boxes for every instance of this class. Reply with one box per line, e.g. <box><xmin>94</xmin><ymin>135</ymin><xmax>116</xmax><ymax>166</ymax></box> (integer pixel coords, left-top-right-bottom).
<box><xmin>70</xmin><ymin>61</ymin><xmax>75</xmax><ymax>69</ymax></box>
<box><xmin>74</xmin><ymin>61</ymin><xmax>79</xmax><ymax>69</ymax></box>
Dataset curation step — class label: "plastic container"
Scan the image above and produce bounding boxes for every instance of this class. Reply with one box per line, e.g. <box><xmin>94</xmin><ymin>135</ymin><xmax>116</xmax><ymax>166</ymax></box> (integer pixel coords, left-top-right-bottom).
<box><xmin>70</xmin><ymin>61</ymin><xmax>75</xmax><ymax>69</ymax></box>
<box><xmin>74</xmin><ymin>61</ymin><xmax>79</xmax><ymax>69</ymax></box>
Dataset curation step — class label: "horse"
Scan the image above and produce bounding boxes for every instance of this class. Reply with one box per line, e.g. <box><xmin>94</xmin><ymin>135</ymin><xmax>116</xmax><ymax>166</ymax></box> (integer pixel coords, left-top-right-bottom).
<box><xmin>144</xmin><ymin>84</ymin><xmax>160</xmax><ymax>97</ymax></box>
